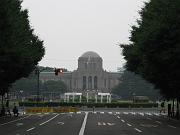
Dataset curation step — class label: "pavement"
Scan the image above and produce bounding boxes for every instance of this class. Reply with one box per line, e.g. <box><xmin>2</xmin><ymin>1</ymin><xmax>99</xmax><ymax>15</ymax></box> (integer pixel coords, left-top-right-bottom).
<box><xmin>0</xmin><ymin>109</ymin><xmax>180</xmax><ymax>135</ymax></box>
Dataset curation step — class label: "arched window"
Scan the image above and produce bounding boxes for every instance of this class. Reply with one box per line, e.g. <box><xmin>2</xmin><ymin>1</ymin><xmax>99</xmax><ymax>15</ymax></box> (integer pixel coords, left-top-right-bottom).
<box><xmin>94</xmin><ymin>76</ymin><xmax>98</xmax><ymax>89</ymax></box>
<box><xmin>88</xmin><ymin>76</ymin><xmax>92</xmax><ymax>89</ymax></box>
<box><xmin>83</xmin><ymin>76</ymin><xmax>86</xmax><ymax>90</ymax></box>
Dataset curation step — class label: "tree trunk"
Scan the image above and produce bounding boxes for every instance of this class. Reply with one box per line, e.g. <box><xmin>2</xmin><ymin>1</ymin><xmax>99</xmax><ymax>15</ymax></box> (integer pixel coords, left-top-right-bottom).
<box><xmin>172</xmin><ymin>99</ymin><xmax>175</xmax><ymax>117</ymax></box>
<box><xmin>1</xmin><ymin>95</ymin><xmax>4</xmax><ymax>108</ymax></box>
<box><xmin>176</xmin><ymin>98</ymin><xmax>179</xmax><ymax>118</ymax></box>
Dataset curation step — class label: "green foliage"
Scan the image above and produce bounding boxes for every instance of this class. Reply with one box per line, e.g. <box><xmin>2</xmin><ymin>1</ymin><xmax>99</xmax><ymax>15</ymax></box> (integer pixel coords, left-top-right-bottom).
<box><xmin>11</xmin><ymin>71</ymin><xmax>67</xmax><ymax>95</ymax></box>
<box><xmin>121</xmin><ymin>0</ymin><xmax>180</xmax><ymax>99</ymax></box>
<box><xmin>0</xmin><ymin>0</ymin><xmax>45</xmax><ymax>95</ymax></box>
<box><xmin>43</xmin><ymin>80</ymin><xmax>67</xmax><ymax>94</ymax></box>
<box><xmin>19</xmin><ymin>101</ymin><xmax>158</xmax><ymax>108</ymax></box>
<box><xmin>112</xmin><ymin>70</ymin><xmax>160</xmax><ymax>100</ymax></box>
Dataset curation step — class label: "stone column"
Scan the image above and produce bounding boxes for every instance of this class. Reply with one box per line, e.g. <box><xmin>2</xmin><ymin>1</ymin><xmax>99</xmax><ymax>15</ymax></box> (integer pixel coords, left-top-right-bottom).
<box><xmin>107</xmin><ymin>95</ymin><xmax>109</xmax><ymax>103</ymax></box>
<box><xmin>73</xmin><ymin>94</ymin><xmax>75</xmax><ymax>103</ymax></box>
<box><xmin>101</xmin><ymin>95</ymin><xmax>103</xmax><ymax>103</ymax></box>
<box><xmin>80</xmin><ymin>95</ymin><xmax>82</xmax><ymax>103</ymax></box>
<box><xmin>86</xmin><ymin>92</ymin><xmax>89</xmax><ymax>103</ymax></box>
<box><xmin>95</xmin><ymin>94</ymin><xmax>97</xmax><ymax>103</ymax></box>
<box><xmin>67</xmin><ymin>95</ymin><xmax>69</xmax><ymax>102</ymax></box>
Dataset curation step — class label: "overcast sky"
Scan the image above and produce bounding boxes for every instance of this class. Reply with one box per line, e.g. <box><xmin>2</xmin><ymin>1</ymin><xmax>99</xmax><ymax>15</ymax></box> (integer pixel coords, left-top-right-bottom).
<box><xmin>22</xmin><ymin>0</ymin><xmax>148</xmax><ymax>72</ymax></box>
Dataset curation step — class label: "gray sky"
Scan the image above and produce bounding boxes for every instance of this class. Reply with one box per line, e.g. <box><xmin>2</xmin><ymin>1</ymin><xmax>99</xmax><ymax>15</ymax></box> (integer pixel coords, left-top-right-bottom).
<box><xmin>22</xmin><ymin>0</ymin><xmax>148</xmax><ymax>72</ymax></box>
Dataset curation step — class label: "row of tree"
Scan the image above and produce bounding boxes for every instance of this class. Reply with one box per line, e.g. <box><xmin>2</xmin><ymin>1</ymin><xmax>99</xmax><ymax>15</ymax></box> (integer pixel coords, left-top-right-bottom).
<box><xmin>112</xmin><ymin>70</ymin><xmax>160</xmax><ymax>101</ymax></box>
<box><xmin>0</xmin><ymin>0</ymin><xmax>45</xmax><ymax>107</ymax></box>
<box><xmin>11</xmin><ymin>76</ymin><xmax>67</xmax><ymax>97</ymax></box>
<box><xmin>121</xmin><ymin>0</ymin><xmax>180</xmax><ymax>117</ymax></box>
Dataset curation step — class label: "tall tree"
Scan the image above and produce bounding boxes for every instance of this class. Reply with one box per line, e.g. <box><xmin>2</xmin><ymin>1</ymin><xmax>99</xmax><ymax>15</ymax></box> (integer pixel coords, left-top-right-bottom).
<box><xmin>0</xmin><ymin>0</ymin><xmax>45</xmax><ymax>97</ymax></box>
<box><xmin>121</xmin><ymin>0</ymin><xmax>180</xmax><ymax>115</ymax></box>
<box><xmin>112</xmin><ymin>70</ymin><xmax>160</xmax><ymax>101</ymax></box>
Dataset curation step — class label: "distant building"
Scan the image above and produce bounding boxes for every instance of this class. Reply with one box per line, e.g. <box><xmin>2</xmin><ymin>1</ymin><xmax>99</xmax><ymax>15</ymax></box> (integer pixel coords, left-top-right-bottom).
<box><xmin>40</xmin><ymin>51</ymin><xmax>120</xmax><ymax>93</ymax></box>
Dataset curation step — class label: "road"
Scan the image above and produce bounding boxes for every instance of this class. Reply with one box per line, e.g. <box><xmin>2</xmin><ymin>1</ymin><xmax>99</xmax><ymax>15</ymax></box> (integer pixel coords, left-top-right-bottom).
<box><xmin>0</xmin><ymin>109</ymin><xmax>180</xmax><ymax>135</ymax></box>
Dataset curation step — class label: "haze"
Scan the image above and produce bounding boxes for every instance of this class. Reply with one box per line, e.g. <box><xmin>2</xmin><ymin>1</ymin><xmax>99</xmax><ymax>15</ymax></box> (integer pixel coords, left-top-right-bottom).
<box><xmin>22</xmin><ymin>0</ymin><xmax>148</xmax><ymax>71</ymax></box>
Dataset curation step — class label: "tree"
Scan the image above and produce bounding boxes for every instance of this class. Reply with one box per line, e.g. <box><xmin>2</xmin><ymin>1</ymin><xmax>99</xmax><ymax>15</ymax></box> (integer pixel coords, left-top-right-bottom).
<box><xmin>121</xmin><ymin>0</ymin><xmax>180</xmax><ymax>116</ymax></box>
<box><xmin>43</xmin><ymin>80</ymin><xmax>67</xmax><ymax>94</ymax></box>
<box><xmin>0</xmin><ymin>0</ymin><xmax>45</xmax><ymax>99</ymax></box>
<box><xmin>112</xmin><ymin>70</ymin><xmax>160</xmax><ymax>101</ymax></box>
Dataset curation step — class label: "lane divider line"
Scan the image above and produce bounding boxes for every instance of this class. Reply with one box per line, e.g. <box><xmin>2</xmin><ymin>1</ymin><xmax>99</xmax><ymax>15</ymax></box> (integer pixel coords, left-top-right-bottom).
<box><xmin>127</xmin><ymin>123</ymin><xmax>132</xmax><ymax>127</ymax></box>
<box><xmin>1</xmin><ymin>115</ymin><xmax>31</xmax><ymax>126</ymax></box>
<box><xmin>121</xmin><ymin>119</ymin><xmax>125</xmax><ymax>123</ymax></box>
<box><xmin>79</xmin><ymin>112</ymin><xmax>88</xmax><ymax>135</ymax></box>
<box><xmin>26</xmin><ymin>127</ymin><xmax>35</xmax><ymax>132</ymax></box>
<box><xmin>134</xmin><ymin>128</ymin><xmax>142</xmax><ymax>133</ymax></box>
<box><xmin>168</xmin><ymin>125</ymin><xmax>177</xmax><ymax>129</ymax></box>
<box><xmin>155</xmin><ymin>121</ymin><xmax>162</xmax><ymax>124</ymax></box>
<box><xmin>39</xmin><ymin>114</ymin><xmax>59</xmax><ymax>126</ymax></box>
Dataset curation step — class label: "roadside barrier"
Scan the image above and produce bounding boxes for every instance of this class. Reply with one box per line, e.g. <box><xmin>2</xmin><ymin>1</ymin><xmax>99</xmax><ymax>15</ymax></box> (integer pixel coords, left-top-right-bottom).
<box><xmin>25</xmin><ymin>107</ymin><xmax>79</xmax><ymax>114</ymax></box>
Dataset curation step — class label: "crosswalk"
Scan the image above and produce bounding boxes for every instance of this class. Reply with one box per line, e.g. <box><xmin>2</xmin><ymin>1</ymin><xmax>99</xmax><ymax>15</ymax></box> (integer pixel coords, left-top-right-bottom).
<box><xmin>26</xmin><ymin>111</ymin><xmax>167</xmax><ymax>117</ymax></box>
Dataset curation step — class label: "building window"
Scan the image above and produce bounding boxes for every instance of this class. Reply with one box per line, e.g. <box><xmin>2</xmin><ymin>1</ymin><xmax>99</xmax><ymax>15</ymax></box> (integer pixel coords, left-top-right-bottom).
<box><xmin>88</xmin><ymin>76</ymin><xmax>92</xmax><ymax>90</ymax></box>
<box><xmin>94</xmin><ymin>76</ymin><xmax>98</xmax><ymax>89</ymax></box>
<box><xmin>83</xmin><ymin>76</ymin><xmax>86</xmax><ymax>90</ymax></box>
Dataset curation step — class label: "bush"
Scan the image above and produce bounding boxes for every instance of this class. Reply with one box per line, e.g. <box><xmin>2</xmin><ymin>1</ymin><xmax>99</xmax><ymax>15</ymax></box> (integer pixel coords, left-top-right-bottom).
<box><xmin>19</xmin><ymin>102</ymin><xmax>158</xmax><ymax>108</ymax></box>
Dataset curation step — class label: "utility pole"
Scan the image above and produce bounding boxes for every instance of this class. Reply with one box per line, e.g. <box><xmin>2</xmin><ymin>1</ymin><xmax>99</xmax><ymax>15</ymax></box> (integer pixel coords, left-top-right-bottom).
<box><xmin>35</xmin><ymin>67</ymin><xmax>47</xmax><ymax>106</ymax></box>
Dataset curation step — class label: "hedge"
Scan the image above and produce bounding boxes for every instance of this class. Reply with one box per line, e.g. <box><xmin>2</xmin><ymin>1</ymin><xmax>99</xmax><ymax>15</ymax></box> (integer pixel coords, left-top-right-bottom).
<box><xmin>19</xmin><ymin>102</ymin><xmax>158</xmax><ymax>108</ymax></box>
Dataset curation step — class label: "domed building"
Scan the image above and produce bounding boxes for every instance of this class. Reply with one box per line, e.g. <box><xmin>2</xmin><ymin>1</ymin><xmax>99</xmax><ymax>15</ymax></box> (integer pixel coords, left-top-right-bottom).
<box><xmin>40</xmin><ymin>51</ymin><xmax>120</xmax><ymax>93</ymax></box>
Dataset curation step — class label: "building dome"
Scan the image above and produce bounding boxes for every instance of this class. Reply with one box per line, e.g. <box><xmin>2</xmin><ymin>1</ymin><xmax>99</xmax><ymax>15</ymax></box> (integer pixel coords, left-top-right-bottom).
<box><xmin>80</xmin><ymin>51</ymin><xmax>101</xmax><ymax>58</ymax></box>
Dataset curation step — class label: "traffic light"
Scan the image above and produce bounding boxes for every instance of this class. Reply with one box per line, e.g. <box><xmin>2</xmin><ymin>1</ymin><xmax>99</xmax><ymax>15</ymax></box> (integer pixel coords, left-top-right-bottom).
<box><xmin>55</xmin><ymin>68</ymin><xmax>64</xmax><ymax>75</ymax></box>
<box><xmin>59</xmin><ymin>68</ymin><xmax>63</xmax><ymax>73</ymax></box>
<box><xmin>55</xmin><ymin>68</ymin><xmax>58</xmax><ymax>75</ymax></box>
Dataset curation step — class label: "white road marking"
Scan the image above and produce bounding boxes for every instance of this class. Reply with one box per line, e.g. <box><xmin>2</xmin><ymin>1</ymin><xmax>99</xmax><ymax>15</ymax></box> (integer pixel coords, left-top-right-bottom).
<box><xmin>77</xmin><ymin>112</ymin><xmax>81</xmax><ymax>114</ymax></box>
<box><xmin>107</xmin><ymin>123</ymin><xmax>115</xmax><ymax>126</ymax></box>
<box><xmin>123</xmin><ymin>112</ymin><xmax>128</xmax><ymax>115</ymax></box>
<box><xmin>117</xmin><ymin>116</ymin><xmax>121</xmax><ymax>119</ymax></box>
<box><xmin>134</xmin><ymin>128</ymin><xmax>142</xmax><ymax>133</ymax></box>
<box><xmin>116</xmin><ymin>112</ymin><xmax>120</xmax><ymax>114</ymax></box>
<box><xmin>69</xmin><ymin>112</ymin><xmax>74</xmax><ymax>114</ymax></box>
<box><xmin>147</xmin><ymin>117</ymin><xmax>152</xmax><ymax>120</ymax></box>
<box><xmin>39</xmin><ymin>114</ymin><xmax>59</xmax><ymax>126</ymax></box>
<box><xmin>26</xmin><ymin>127</ymin><xmax>35</xmax><ymax>132</ymax></box>
<box><xmin>127</xmin><ymin>123</ymin><xmax>132</xmax><ymax>127</ymax></box>
<box><xmin>16</xmin><ymin>123</ymin><xmax>24</xmax><ymax>126</ymax></box>
<box><xmin>139</xmin><ymin>113</ymin><xmax>144</xmax><ymax>116</ymax></box>
<box><xmin>154</xmin><ymin>113</ymin><xmax>160</xmax><ymax>116</ymax></box>
<box><xmin>168</xmin><ymin>125</ymin><xmax>177</xmax><ymax>129</ymax></box>
<box><xmin>146</xmin><ymin>113</ymin><xmax>152</xmax><ymax>116</ymax></box>
<box><xmin>155</xmin><ymin>121</ymin><xmax>162</xmax><ymax>124</ymax></box>
<box><xmin>130</xmin><ymin>112</ymin><xmax>136</xmax><ymax>115</ymax></box>
<box><xmin>44</xmin><ymin>113</ymin><xmax>49</xmax><ymax>115</ymax></box>
<box><xmin>108</xmin><ymin>112</ymin><xmax>113</xmax><ymax>114</ymax></box>
<box><xmin>100</xmin><ymin>112</ymin><xmax>104</xmax><ymax>114</ymax></box>
<box><xmin>93</xmin><ymin>112</ymin><xmax>97</xmax><ymax>114</ymax></box>
<box><xmin>79</xmin><ymin>112</ymin><xmax>88</xmax><ymax>135</ymax></box>
<box><xmin>57</xmin><ymin>122</ymin><xmax>64</xmax><ymax>125</ymax></box>
<box><xmin>98</xmin><ymin>122</ymin><xmax>102</xmax><ymax>126</ymax></box>
<box><xmin>1</xmin><ymin>115</ymin><xmax>31</xmax><ymax>126</ymax></box>
<box><xmin>103</xmin><ymin>122</ymin><xmax>106</xmax><ymax>125</ymax></box>
<box><xmin>121</xmin><ymin>119</ymin><xmax>125</xmax><ymax>123</ymax></box>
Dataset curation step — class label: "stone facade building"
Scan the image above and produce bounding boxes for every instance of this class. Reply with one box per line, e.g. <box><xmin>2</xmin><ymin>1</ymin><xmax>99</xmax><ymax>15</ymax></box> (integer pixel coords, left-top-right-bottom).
<box><xmin>40</xmin><ymin>51</ymin><xmax>120</xmax><ymax>93</ymax></box>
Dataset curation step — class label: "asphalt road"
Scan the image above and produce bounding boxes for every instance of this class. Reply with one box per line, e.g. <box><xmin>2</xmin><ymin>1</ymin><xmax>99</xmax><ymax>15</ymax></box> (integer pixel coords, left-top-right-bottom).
<box><xmin>0</xmin><ymin>109</ymin><xmax>180</xmax><ymax>135</ymax></box>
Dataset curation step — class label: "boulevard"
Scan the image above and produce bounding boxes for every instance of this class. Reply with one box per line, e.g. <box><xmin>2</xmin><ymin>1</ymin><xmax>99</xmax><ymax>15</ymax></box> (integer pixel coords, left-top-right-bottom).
<box><xmin>0</xmin><ymin>109</ymin><xmax>180</xmax><ymax>135</ymax></box>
